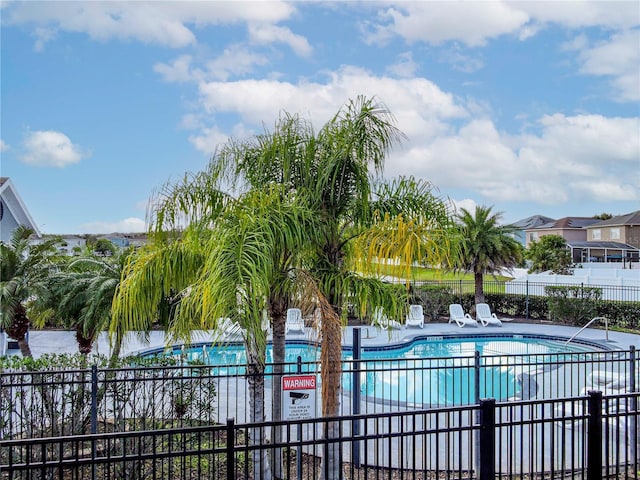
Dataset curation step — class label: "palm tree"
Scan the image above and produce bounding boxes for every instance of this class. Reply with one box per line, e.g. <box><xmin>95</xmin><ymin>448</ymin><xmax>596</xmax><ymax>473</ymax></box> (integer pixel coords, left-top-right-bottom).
<box><xmin>215</xmin><ymin>97</ymin><xmax>457</xmax><ymax>480</ymax></box>
<box><xmin>113</xmin><ymin>184</ymin><xmax>315</xmax><ymax>479</ymax></box>
<box><xmin>32</xmin><ymin>250</ymin><xmax>130</xmax><ymax>360</ymax></box>
<box><xmin>0</xmin><ymin>226</ymin><xmax>61</xmax><ymax>358</ymax></box>
<box><xmin>454</xmin><ymin>205</ymin><xmax>523</xmax><ymax>304</ymax></box>
<box><xmin>114</xmin><ymin>97</ymin><xmax>456</xmax><ymax>480</ymax></box>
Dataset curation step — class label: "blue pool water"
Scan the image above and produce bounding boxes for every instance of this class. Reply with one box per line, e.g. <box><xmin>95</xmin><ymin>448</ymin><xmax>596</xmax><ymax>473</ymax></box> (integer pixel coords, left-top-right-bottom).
<box><xmin>145</xmin><ymin>335</ymin><xmax>601</xmax><ymax>406</ymax></box>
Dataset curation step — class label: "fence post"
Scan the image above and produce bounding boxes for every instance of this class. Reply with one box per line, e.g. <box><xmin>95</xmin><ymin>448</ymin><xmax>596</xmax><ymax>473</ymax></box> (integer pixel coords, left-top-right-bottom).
<box><xmin>525</xmin><ymin>280</ymin><xmax>529</xmax><ymax>321</ymax></box>
<box><xmin>587</xmin><ymin>390</ymin><xmax>602</xmax><ymax>480</ymax></box>
<box><xmin>629</xmin><ymin>346</ymin><xmax>638</xmax><ymax>462</ymax></box>
<box><xmin>90</xmin><ymin>365</ymin><xmax>98</xmax><ymax>434</ymax></box>
<box><xmin>479</xmin><ymin>398</ymin><xmax>496</xmax><ymax>480</ymax></box>
<box><xmin>226</xmin><ymin>418</ymin><xmax>235</xmax><ymax>480</ymax></box>
<box><xmin>352</xmin><ymin>328</ymin><xmax>361</xmax><ymax>468</ymax></box>
<box><xmin>474</xmin><ymin>351</ymin><xmax>482</xmax><ymax>476</ymax></box>
<box><xmin>296</xmin><ymin>356</ymin><xmax>303</xmax><ymax>479</ymax></box>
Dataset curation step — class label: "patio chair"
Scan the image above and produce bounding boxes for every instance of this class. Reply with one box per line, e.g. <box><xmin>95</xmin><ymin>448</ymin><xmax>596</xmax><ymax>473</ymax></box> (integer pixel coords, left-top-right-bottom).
<box><xmin>448</xmin><ymin>304</ymin><xmax>478</xmax><ymax>327</ymax></box>
<box><xmin>372</xmin><ymin>306</ymin><xmax>402</xmax><ymax>330</ymax></box>
<box><xmin>218</xmin><ymin>317</ymin><xmax>243</xmax><ymax>340</ymax></box>
<box><xmin>405</xmin><ymin>304</ymin><xmax>424</xmax><ymax>328</ymax></box>
<box><xmin>475</xmin><ymin>303</ymin><xmax>503</xmax><ymax>327</ymax></box>
<box><xmin>261</xmin><ymin>310</ymin><xmax>271</xmax><ymax>335</ymax></box>
<box><xmin>285</xmin><ymin>308</ymin><xmax>305</xmax><ymax>334</ymax></box>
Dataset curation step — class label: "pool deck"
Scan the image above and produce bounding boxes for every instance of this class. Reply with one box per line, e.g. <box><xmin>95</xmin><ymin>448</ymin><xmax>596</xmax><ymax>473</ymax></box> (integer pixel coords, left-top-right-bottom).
<box><xmin>5</xmin><ymin>320</ymin><xmax>640</xmax><ymax>358</ymax></box>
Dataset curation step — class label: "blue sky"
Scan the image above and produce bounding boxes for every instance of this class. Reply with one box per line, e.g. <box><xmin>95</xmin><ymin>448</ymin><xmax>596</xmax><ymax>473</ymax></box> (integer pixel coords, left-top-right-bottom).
<box><xmin>1</xmin><ymin>1</ymin><xmax>639</xmax><ymax>234</ymax></box>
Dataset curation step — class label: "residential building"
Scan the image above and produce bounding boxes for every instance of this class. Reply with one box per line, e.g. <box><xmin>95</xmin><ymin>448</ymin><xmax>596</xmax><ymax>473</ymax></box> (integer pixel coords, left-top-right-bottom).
<box><xmin>524</xmin><ymin>217</ymin><xmax>599</xmax><ymax>247</ymax></box>
<box><xmin>508</xmin><ymin>214</ymin><xmax>555</xmax><ymax>246</ymax></box>
<box><xmin>0</xmin><ymin>177</ymin><xmax>41</xmax><ymax>243</ymax></box>
<box><xmin>576</xmin><ymin>211</ymin><xmax>640</xmax><ymax>263</ymax></box>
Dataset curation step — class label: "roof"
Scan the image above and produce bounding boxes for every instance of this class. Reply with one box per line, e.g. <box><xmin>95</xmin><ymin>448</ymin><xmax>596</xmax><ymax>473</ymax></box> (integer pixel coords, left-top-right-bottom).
<box><xmin>0</xmin><ymin>177</ymin><xmax>41</xmax><ymax>238</ymax></box>
<box><xmin>587</xmin><ymin>211</ymin><xmax>640</xmax><ymax>228</ymax></box>
<box><xmin>534</xmin><ymin>217</ymin><xmax>600</xmax><ymax>229</ymax></box>
<box><xmin>566</xmin><ymin>240</ymin><xmax>640</xmax><ymax>251</ymax></box>
<box><xmin>509</xmin><ymin>214</ymin><xmax>555</xmax><ymax>229</ymax></box>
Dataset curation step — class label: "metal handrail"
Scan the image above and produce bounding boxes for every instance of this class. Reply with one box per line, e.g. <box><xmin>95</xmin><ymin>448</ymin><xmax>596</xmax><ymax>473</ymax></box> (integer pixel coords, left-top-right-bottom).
<box><xmin>564</xmin><ymin>316</ymin><xmax>610</xmax><ymax>347</ymax></box>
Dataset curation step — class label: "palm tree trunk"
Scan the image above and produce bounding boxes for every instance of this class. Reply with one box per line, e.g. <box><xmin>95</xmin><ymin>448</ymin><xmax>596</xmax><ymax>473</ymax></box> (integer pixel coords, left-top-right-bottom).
<box><xmin>246</xmin><ymin>340</ymin><xmax>272</xmax><ymax>480</ymax></box>
<box><xmin>16</xmin><ymin>337</ymin><xmax>32</xmax><ymax>358</ymax></box>
<box><xmin>320</xmin><ymin>304</ymin><xmax>342</xmax><ymax>480</ymax></box>
<box><xmin>474</xmin><ymin>271</ymin><xmax>485</xmax><ymax>305</ymax></box>
<box><xmin>269</xmin><ymin>300</ymin><xmax>287</xmax><ymax>479</ymax></box>
<box><xmin>6</xmin><ymin>303</ymin><xmax>33</xmax><ymax>358</ymax></box>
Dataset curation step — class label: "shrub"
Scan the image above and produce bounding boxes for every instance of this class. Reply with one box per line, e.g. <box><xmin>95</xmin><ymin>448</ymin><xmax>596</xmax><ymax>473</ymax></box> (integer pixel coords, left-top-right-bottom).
<box><xmin>545</xmin><ymin>285</ymin><xmax>602</xmax><ymax>325</ymax></box>
<box><xmin>412</xmin><ymin>284</ymin><xmax>455</xmax><ymax>321</ymax></box>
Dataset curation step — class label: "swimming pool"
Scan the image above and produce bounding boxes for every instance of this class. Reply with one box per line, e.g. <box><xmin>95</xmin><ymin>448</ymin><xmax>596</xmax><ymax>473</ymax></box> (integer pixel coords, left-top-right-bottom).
<box><xmin>143</xmin><ymin>334</ymin><xmax>606</xmax><ymax>406</ymax></box>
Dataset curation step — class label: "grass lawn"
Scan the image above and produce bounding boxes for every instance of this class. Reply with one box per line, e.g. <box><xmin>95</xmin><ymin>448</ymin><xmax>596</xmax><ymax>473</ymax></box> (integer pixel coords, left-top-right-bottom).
<box><xmin>375</xmin><ymin>264</ymin><xmax>513</xmax><ymax>282</ymax></box>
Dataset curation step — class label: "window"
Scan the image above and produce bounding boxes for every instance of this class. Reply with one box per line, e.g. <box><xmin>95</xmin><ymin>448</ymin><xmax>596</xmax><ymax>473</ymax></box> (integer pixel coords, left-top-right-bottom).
<box><xmin>529</xmin><ymin>232</ymin><xmax>538</xmax><ymax>242</ymax></box>
<box><xmin>592</xmin><ymin>229</ymin><xmax>601</xmax><ymax>240</ymax></box>
<box><xmin>610</xmin><ymin>227</ymin><xmax>620</xmax><ymax>240</ymax></box>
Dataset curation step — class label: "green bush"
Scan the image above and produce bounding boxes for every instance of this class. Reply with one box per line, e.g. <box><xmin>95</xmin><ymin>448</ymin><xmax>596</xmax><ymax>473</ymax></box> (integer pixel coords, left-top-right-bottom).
<box><xmin>545</xmin><ymin>285</ymin><xmax>602</xmax><ymax>325</ymax></box>
<box><xmin>411</xmin><ymin>284</ymin><xmax>455</xmax><ymax>321</ymax></box>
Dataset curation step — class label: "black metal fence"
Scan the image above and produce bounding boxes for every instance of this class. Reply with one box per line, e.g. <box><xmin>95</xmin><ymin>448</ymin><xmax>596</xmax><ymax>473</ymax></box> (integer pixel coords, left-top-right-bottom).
<box><xmin>2</xmin><ymin>345</ymin><xmax>638</xmax><ymax>438</ymax></box>
<box><xmin>1</xmin><ymin>391</ymin><xmax>638</xmax><ymax>479</ymax></box>
<box><xmin>413</xmin><ymin>279</ymin><xmax>640</xmax><ymax>304</ymax></box>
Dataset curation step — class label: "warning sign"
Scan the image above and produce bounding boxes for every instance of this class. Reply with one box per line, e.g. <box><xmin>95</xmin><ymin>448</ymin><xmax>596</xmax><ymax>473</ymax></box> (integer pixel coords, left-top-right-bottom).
<box><xmin>282</xmin><ymin>374</ymin><xmax>317</xmax><ymax>420</ymax></box>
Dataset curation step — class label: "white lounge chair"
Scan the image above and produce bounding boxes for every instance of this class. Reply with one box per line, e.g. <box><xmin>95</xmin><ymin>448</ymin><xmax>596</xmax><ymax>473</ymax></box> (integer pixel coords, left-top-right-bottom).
<box><xmin>218</xmin><ymin>317</ymin><xmax>243</xmax><ymax>340</ymax></box>
<box><xmin>405</xmin><ymin>304</ymin><xmax>424</xmax><ymax>328</ymax></box>
<box><xmin>448</xmin><ymin>304</ymin><xmax>478</xmax><ymax>327</ymax></box>
<box><xmin>285</xmin><ymin>308</ymin><xmax>305</xmax><ymax>334</ymax></box>
<box><xmin>372</xmin><ymin>307</ymin><xmax>402</xmax><ymax>330</ymax></box>
<box><xmin>475</xmin><ymin>303</ymin><xmax>503</xmax><ymax>327</ymax></box>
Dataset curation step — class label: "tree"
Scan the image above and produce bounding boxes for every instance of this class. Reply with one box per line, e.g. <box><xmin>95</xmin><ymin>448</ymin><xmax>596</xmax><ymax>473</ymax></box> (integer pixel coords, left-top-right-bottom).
<box><xmin>93</xmin><ymin>238</ymin><xmax>117</xmax><ymax>256</ymax></box>
<box><xmin>454</xmin><ymin>205</ymin><xmax>523</xmax><ymax>305</ymax></box>
<box><xmin>113</xmin><ymin>186</ymin><xmax>314</xmax><ymax>480</ymax></box>
<box><xmin>32</xmin><ymin>249</ymin><xmax>131</xmax><ymax>359</ymax></box>
<box><xmin>0</xmin><ymin>226</ymin><xmax>61</xmax><ymax>358</ymax></box>
<box><xmin>216</xmin><ymin>96</ymin><xmax>456</xmax><ymax>479</ymax></box>
<box><xmin>526</xmin><ymin>234</ymin><xmax>573</xmax><ymax>274</ymax></box>
<box><xmin>114</xmin><ymin>96</ymin><xmax>456</xmax><ymax>480</ymax></box>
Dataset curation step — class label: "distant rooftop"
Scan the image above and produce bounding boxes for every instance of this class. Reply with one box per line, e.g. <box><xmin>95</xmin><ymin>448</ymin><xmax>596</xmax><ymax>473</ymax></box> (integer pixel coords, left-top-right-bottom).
<box><xmin>588</xmin><ymin>211</ymin><xmax>640</xmax><ymax>228</ymax></box>
<box><xmin>535</xmin><ymin>217</ymin><xmax>600</xmax><ymax>229</ymax></box>
<box><xmin>510</xmin><ymin>214</ymin><xmax>555</xmax><ymax>229</ymax></box>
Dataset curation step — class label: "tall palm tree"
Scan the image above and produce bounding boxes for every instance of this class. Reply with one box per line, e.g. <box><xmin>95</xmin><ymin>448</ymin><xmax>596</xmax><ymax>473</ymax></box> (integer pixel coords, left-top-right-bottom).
<box><xmin>0</xmin><ymin>226</ymin><xmax>61</xmax><ymax>358</ymax></box>
<box><xmin>216</xmin><ymin>96</ymin><xmax>456</xmax><ymax>479</ymax></box>
<box><xmin>115</xmin><ymin>97</ymin><xmax>456</xmax><ymax>480</ymax></box>
<box><xmin>113</xmin><ymin>184</ymin><xmax>315</xmax><ymax>479</ymax></box>
<box><xmin>455</xmin><ymin>205</ymin><xmax>523</xmax><ymax>304</ymax></box>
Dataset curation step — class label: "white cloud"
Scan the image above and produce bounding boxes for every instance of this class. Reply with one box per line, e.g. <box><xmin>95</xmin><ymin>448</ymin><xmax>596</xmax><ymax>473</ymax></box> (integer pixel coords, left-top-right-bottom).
<box><xmin>365</xmin><ymin>1</ymin><xmax>639</xmax><ymax>47</ymax></box>
<box><xmin>386</xmin><ymin>52</ymin><xmax>418</xmax><ymax>78</ymax></box>
<box><xmin>0</xmin><ymin>140</ymin><xmax>8</xmax><ymax>152</ymax></box>
<box><xmin>395</xmin><ymin>113</ymin><xmax>640</xmax><ymax>206</ymax></box>
<box><xmin>248</xmin><ymin>23</ymin><xmax>312</xmax><ymax>57</ymax></box>
<box><xmin>79</xmin><ymin>217</ymin><xmax>146</xmax><ymax>234</ymax></box>
<box><xmin>154</xmin><ymin>54</ymin><xmax>198</xmax><ymax>83</ymax></box>
<box><xmin>440</xmin><ymin>47</ymin><xmax>484</xmax><ymax>73</ymax></box>
<box><xmin>520</xmin><ymin>1</ymin><xmax>639</xmax><ymax>30</ymax></box>
<box><xmin>196</xmin><ymin>66</ymin><xmax>467</xmax><ymax>144</ymax></box>
<box><xmin>188</xmin><ymin>125</ymin><xmax>232</xmax><ymax>154</ymax></box>
<box><xmin>366</xmin><ymin>2</ymin><xmax>530</xmax><ymax>47</ymax></box>
<box><xmin>21</xmin><ymin>130</ymin><xmax>89</xmax><ymax>167</ymax></box>
<box><xmin>3</xmin><ymin>1</ymin><xmax>298</xmax><ymax>49</ymax></box>
<box><xmin>450</xmin><ymin>198</ymin><xmax>477</xmax><ymax>215</ymax></box>
<box><xmin>577</xmin><ymin>30</ymin><xmax>640</xmax><ymax>102</ymax></box>
<box><xmin>205</xmin><ymin>45</ymin><xmax>269</xmax><ymax>81</ymax></box>
<box><xmin>155</xmin><ymin>45</ymin><xmax>270</xmax><ymax>84</ymax></box>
